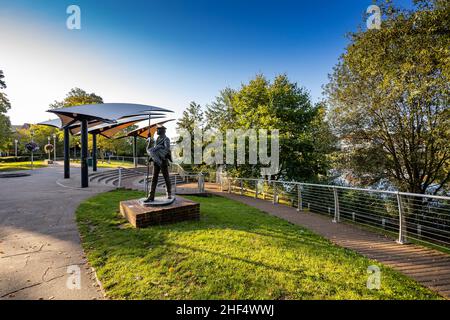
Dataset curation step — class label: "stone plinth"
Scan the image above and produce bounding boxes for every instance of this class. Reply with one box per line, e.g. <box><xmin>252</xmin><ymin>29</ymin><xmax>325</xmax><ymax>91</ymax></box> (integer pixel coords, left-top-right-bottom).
<box><xmin>119</xmin><ymin>197</ymin><xmax>200</xmax><ymax>228</ymax></box>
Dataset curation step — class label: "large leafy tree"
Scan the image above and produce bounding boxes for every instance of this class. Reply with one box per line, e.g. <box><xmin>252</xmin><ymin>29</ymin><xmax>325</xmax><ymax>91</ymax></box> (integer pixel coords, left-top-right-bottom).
<box><xmin>325</xmin><ymin>0</ymin><xmax>450</xmax><ymax>194</ymax></box>
<box><xmin>0</xmin><ymin>70</ymin><xmax>12</xmax><ymax>151</ymax></box>
<box><xmin>206</xmin><ymin>74</ymin><xmax>335</xmax><ymax>181</ymax></box>
<box><xmin>49</xmin><ymin>88</ymin><xmax>105</xmax><ymax>155</ymax></box>
<box><xmin>49</xmin><ymin>87</ymin><xmax>103</xmax><ymax>109</ymax></box>
<box><xmin>176</xmin><ymin>101</ymin><xmax>204</xmax><ymax>133</ymax></box>
<box><xmin>175</xmin><ymin>101</ymin><xmax>205</xmax><ymax>170</ymax></box>
<box><xmin>205</xmin><ymin>88</ymin><xmax>235</xmax><ymax>131</ymax></box>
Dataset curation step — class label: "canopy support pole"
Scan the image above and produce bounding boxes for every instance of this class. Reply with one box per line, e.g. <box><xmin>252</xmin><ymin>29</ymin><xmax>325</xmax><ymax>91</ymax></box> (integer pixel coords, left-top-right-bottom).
<box><xmin>133</xmin><ymin>135</ymin><xmax>137</xmax><ymax>168</ymax></box>
<box><xmin>64</xmin><ymin>127</ymin><xmax>70</xmax><ymax>179</ymax></box>
<box><xmin>92</xmin><ymin>133</ymin><xmax>97</xmax><ymax>172</ymax></box>
<box><xmin>81</xmin><ymin>119</ymin><xmax>89</xmax><ymax>188</ymax></box>
<box><xmin>145</xmin><ymin>114</ymin><xmax>152</xmax><ymax>197</ymax></box>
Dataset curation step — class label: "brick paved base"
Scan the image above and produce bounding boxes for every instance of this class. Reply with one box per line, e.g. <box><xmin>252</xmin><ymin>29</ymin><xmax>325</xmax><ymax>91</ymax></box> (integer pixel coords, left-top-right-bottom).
<box><xmin>120</xmin><ymin>197</ymin><xmax>200</xmax><ymax>228</ymax></box>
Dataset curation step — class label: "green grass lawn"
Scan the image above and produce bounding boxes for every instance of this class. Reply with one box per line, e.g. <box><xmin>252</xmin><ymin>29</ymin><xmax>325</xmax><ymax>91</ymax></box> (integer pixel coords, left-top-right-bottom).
<box><xmin>96</xmin><ymin>160</ymin><xmax>137</xmax><ymax>169</ymax></box>
<box><xmin>0</xmin><ymin>160</ymin><xmax>47</xmax><ymax>172</ymax></box>
<box><xmin>71</xmin><ymin>159</ymin><xmax>137</xmax><ymax>169</ymax></box>
<box><xmin>76</xmin><ymin>189</ymin><xmax>441</xmax><ymax>300</ymax></box>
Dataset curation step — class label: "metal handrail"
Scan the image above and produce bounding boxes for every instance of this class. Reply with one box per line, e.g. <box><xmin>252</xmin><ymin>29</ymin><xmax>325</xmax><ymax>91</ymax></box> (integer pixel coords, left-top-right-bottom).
<box><xmin>218</xmin><ymin>174</ymin><xmax>450</xmax><ymax>249</ymax></box>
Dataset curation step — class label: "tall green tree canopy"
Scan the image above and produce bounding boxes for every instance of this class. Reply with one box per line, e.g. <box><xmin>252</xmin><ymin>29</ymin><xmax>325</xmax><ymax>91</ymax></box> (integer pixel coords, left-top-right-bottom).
<box><xmin>205</xmin><ymin>88</ymin><xmax>235</xmax><ymax>131</ymax></box>
<box><xmin>176</xmin><ymin>101</ymin><xmax>204</xmax><ymax>133</ymax></box>
<box><xmin>50</xmin><ymin>87</ymin><xmax>103</xmax><ymax>109</ymax></box>
<box><xmin>0</xmin><ymin>70</ymin><xmax>12</xmax><ymax>151</ymax></box>
<box><xmin>325</xmin><ymin>0</ymin><xmax>450</xmax><ymax>193</ymax></box>
<box><xmin>206</xmin><ymin>74</ymin><xmax>335</xmax><ymax>181</ymax></box>
<box><xmin>49</xmin><ymin>88</ymin><xmax>107</xmax><ymax>153</ymax></box>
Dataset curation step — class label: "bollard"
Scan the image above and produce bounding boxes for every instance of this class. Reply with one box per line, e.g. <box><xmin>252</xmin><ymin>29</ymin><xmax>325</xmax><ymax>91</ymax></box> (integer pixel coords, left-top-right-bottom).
<box><xmin>174</xmin><ymin>175</ymin><xmax>177</xmax><ymax>193</ymax></box>
<box><xmin>332</xmin><ymin>187</ymin><xmax>340</xmax><ymax>223</ymax></box>
<box><xmin>297</xmin><ymin>185</ymin><xmax>302</xmax><ymax>212</ymax></box>
<box><xmin>118</xmin><ymin>168</ymin><xmax>122</xmax><ymax>188</ymax></box>
<box><xmin>396</xmin><ymin>192</ymin><xmax>407</xmax><ymax>244</ymax></box>
<box><xmin>272</xmin><ymin>181</ymin><xmax>277</xmax><ymax>204</ymax></box>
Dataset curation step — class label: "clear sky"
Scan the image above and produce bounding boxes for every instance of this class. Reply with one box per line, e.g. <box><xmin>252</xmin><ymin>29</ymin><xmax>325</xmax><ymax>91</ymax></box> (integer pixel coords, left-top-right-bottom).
<box><xmin>1</xmin><ymin>0</ymin><xmax>414</xmax><ymax>136</ymax></box>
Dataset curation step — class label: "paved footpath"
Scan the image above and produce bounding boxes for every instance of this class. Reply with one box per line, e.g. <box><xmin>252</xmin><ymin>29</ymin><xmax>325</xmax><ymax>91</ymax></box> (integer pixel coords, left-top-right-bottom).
<box><xmin>204</xmin><ymin>183</ymin><xmax>450</xmax><ymax>299</ymax></box>
<box><xmin>0</xmin><ymin>166</ymin><xmax>113</xmax><ymax>300</ymax></box>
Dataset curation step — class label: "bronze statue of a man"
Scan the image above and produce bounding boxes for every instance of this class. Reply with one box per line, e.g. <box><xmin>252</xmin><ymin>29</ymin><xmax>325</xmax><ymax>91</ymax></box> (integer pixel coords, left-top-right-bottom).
<box><xmin>144</xmin><ymin>124</ymin><xmax>172</xmax><ymax>202</ymax></box>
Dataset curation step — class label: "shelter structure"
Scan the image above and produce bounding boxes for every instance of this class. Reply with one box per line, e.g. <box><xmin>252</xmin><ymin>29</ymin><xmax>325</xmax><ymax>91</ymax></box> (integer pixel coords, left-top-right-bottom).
<box><xmin>47</xmin><ymin>103</ymin><xmax>173</xmax><ymax>188</ymax></box>
<box><xmin>116</xmin><ymin>119</ymin><xmax>175</xmax><ymax>167</ymax></box>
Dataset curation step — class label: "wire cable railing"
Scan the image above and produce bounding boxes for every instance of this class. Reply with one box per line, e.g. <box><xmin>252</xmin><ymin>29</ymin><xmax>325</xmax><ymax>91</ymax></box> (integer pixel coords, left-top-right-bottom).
<box><xmin>218</xmin><ymin>175</ymin><xmax>450</xmax><ymax>250</ymax></box>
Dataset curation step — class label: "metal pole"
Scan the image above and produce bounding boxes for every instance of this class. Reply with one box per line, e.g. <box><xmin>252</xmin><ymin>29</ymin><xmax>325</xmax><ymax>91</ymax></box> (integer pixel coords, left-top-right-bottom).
<box><xmin>53</xmin><ymin>134</ymin><xmax>56</xmax><ymax>161</ymax></box>
<box><xmin>63</xmin><ymin>127</ymin><xmax>70</xmax><ymax>179</ymax></box>
<box><xmin>396</xmin><ymin>193</ymin><xmax>407</xmax><ymax>244</ymax></box>
<box><xmin>80</xmin><ymin>119</ymin><xmax>88</xmax><ymax>188</ymax></box>
<box><xmin>145</xmin><ymin>114</ymin><xmax>152</xmax><ymax>198</ymax></box>
<box><xmin>174</xmin><ymin>174</ymin><xmax>177</xmax><ymax>194</ymax></box>
<box><xmin>118</xmin><ymin>168</ymin><xmax>122</xmax><ymax>188</ymax></box>
<box><xmin>255</xmin><ymin>180</ymin><xmax>258</xmax><ymax>198</ymax></box>
<box><xmin>133</xmin><ymin>135</ymin><xmax>137</xmax><ymax>168</ymax></box>
<box><xmin>30</xmin><ymin>130</ymin><xmax>34</xmax><ymax>170</ymax></box>
<box><xmin>47</xmin><ymin>136</ymin><xmax>51</xmax><ymax>160</ymax></box>
<box><xmin>297</xmin><ymin>184</ymin><xmax>302</xmax><ymax>212</ymax></box>
<box><xmin>92</xmin><ymin>133</ymin><xmax>97</xmax><ymax>172</ymax></box>
<box><xmin>240</xmin><ymin>179</ymin><xmax>243</xmax><ymax>195</ymax></box>
<box><xmin>14</xmin><ymin>139</ymin><xmax>18</xmax><ymax>158</ymax></box>
<box><xmin>332</xmin><ymin>187</ymin><xmax>340</xmax><ymax>223</ymax></box>
<box><xmin>272</xmin><ymin>181</ymin><xmax>277</xmax><ymax>204</ymax></box>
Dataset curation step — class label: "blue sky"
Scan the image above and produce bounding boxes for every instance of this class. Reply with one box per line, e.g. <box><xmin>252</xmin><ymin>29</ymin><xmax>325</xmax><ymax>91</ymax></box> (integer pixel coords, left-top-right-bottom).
<box><xmin>0</xmin><ymin>0</ymin><xmax>414</xmax><ymax>135</ymax></box>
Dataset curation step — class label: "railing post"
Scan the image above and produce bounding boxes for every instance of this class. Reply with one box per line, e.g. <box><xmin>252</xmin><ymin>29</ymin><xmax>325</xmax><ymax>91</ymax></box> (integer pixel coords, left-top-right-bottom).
<box><xmin>174</xmin><ymin>174</ymin><xmax>177</xmax><ymax>193</ymax></box>
<box><xmin>228</xmin><ymin>179</ymin><xmax>231</xmax><ymax>194</ymax></box>
<box><xmin>332</xmin><ymin>187</ymin><xmax>340</xmax><ymax>223</ymax></box>
<box><xmin>220</xmin><ymin>177</ymin><xmax>223</xmax><ymax>192</ymax></box>
<box><xmin>396</xmin><ymin>192</ymin><xmax>407</xmax><ymax>244</ymax></box>
<box><xmin>198</xmin><ymin>173</ymin><xmax>205</xmax><ymax>193</ymax></box>
<box><xmin>297</xmin><ymin>184</ymin><xmax>302</xmax><ymax>212</ymax></box>
<box><xmin>272</xmin><ymin>181</ymin><xmax>277</xmax><ymax>204</ymax></box>
<box><xmin>240</xmin><ymin>179</ymin><xmax>244</xmax><ymax>195</ymax></box>
<box><xmin>118</xmin><ymin>168</ymin><xmax>122</xmax><ymax>188</ymax></box>
<box><xmin>255</xmin><ymin>180</ymin><xmax>259</xmax><ymax>199</ymax></box>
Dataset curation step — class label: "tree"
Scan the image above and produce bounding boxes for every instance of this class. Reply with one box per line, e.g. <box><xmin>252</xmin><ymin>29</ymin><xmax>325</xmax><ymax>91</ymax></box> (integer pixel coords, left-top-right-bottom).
<box><xmin>49</xmin><ymin>88</ymin><xmax>103</xmax><ymax>109</ymax></box>
<box><xmin>205</xmin><ymin>74</ymin><xmax>335</xmax><ymax>181</ymax></box>
<box><xmin>0</xmin><ymin>70</ymin><xmax>12</xmax><ymax>151</ymax></box>
<box><xmin>175</xmin><ymin>101</ymin><xmax>205</xmax><ymax>170</ymax></box>
<box><xmin>325</xmin><ymin>0</ymin><xmax>450</xmax><ymax>194</ymax></box>
<box><xmin>205</xmin><ymin>88</ymin><xmax>235</xmax><ymax>130</ymax></box>
<box><xmin>176</xmin><ymin>101</ymin><xmax>204</xmax><ymax>133</ymax></box>
<box><xmin>50</xmin><ymin>88</ymin><xmax>104</xmax><ymax>155</ymax></box>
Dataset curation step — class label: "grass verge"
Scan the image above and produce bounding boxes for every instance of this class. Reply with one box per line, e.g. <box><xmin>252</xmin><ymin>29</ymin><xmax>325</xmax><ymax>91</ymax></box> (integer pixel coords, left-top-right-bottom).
<box><xmin>0</xmin><ymin>160</ymin><xmax>47</xmax><ymax>172</ymax></box>
<box><xmin>76</xmin><ymin>189</ymin><xmax>441</xmax><ymax>300</ymax></box>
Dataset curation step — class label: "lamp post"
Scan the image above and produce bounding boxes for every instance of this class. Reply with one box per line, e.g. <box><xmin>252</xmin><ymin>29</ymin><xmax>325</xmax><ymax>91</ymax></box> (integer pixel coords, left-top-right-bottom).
<box><xmin>14</xmin><ymin>139</ymin><xmax>18</xmax><ymax>158</ymax></box>
<box><xmin>47</xmin><ymin>136</ymin><xmax>51</xmax><ymax>160</ymax></box>
<box><xmin>53</xmin><ymin>133</ymin><xmax>57</xmax><ymax>161</ymax></box>
<box><xmin>30</xmin><ymin>129</ymin><xmax>34</xmax><ymax>170</ymax></box>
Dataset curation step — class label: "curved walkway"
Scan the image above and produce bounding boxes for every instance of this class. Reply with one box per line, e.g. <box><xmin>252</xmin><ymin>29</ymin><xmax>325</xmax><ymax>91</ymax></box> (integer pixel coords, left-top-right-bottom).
<box><xmin>0</xmin><ymin>166</ymin><xmax>113</xmax><ymax>300</ymax></box>
<box><xmin>204</xmin><ymin>183</ymin><xmax>450</xmax><ymax>299</ymax></box>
